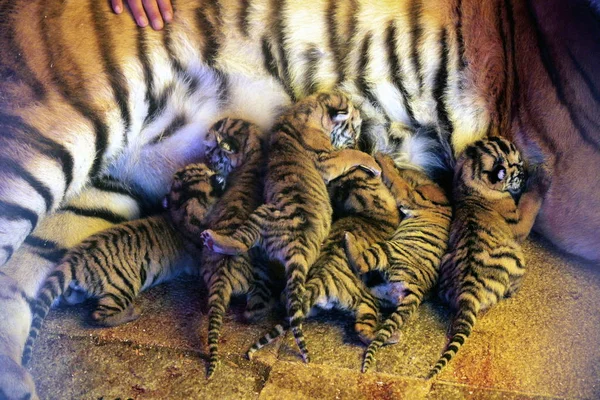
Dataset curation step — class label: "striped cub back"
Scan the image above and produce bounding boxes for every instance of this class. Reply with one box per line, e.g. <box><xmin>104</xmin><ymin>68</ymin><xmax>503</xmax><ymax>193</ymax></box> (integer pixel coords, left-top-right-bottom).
<box><xmin>246</xmin><ymin>163</ymin><xmax>401</xmax><ymax>360</ymax></box>
<box><xmin>430</xmin><ymin>137</ymin><xmax>527</xmax><ymax>377</ymax></box>
<box><xmin>22</xmin><ymin>163</ymin><xmax>222</xmax><ymax>366</ymax></box>
<box><xmin>344</xmin><ymin>154</ymin><xmax>452</xmax><ymax>372</ymax></box>
<box><xmin>200</xmin><ymin>91</ymin><xmax>383</xmax><ymax>362</ymax></box>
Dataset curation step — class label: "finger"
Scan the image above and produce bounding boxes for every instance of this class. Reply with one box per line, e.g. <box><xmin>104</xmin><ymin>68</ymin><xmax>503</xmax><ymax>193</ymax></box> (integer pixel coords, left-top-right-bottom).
<box><xmin>111</xmin><ymin>0</ymin><xmax>124</xmax><ymax>14</ymax></box>
<box><xmin>142</xmin><ymin>0</ymin><xmax>165</xmax><ymax>30</ymax></box>
<box><xmin>157</xmin><ymin>0</ymin><xmax>173</xmax><ymax>23</ymax></box>
<box><xmin>127</xmin><ymin>0</ymin><xmax>149</xmax><ymax>27</ymax></box>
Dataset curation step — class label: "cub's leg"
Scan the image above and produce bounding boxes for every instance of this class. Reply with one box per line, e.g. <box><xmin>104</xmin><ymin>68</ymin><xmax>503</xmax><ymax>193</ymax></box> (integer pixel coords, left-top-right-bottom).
<box><xmin>91</xmin><ymin>299</ymin><xmax>142</xmax><ymax>327</ymax></box>
<box><xmin>0</xmin><ymin>182</ymin><xmax>142</xmax><ymax>398</ymax></box>
<box><xmin>344</xmin><ymin>232</ymin><xmax>391</xmax><ymax>274</ymax></box>
<box><xmin>318</xmin><ymin>149</ymin><xmax>382</xmax><ymax>183</ymax></box>
<box><xmin>354</xmin><ymin>295</ymin><xmax>380</xmax><ymax>345</ymax></box>
<box><xmin>201</xmin><ymin>204</ymin><xmax>278</xmax><ymax>255</ymax></box>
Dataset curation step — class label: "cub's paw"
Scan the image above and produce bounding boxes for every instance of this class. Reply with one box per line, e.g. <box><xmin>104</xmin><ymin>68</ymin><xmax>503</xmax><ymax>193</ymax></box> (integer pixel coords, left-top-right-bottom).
<box><xmin>200</xmin><ymin>230</ymin><xmax>248</xmax><ymax>255</ymax></box>
<box><xmin>343</xmin><ymin>232</ymin><xmax>369</xmax><ymax>274</ymax></box>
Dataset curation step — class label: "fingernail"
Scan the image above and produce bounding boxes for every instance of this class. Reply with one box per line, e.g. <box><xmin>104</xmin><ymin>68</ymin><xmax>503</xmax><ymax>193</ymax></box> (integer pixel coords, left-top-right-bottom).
<box><xmin>164</xmin><ymin>11</ymin><xmax>173</xmax><ymax>22</ymax></box>
<box><xmin>152</xmin><ymin>18</ymin><xmax>164</xmax><ymax>30</ymax></box>
<box><xmin>138</xmin><ymin>16</ymin><xmax>149</xmax><ymax>27</ymax></box>
<box><xmin>114</xmin><ymin>5</ymin><xmax>122</xmax><ymax>13</ymax></box>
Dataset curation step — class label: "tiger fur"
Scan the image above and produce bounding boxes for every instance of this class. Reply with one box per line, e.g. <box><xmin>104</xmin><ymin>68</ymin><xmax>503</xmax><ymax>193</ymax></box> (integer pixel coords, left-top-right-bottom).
<box><xmin>1</xmin><ymin>0</ymin><xmax>599</xmax><ymax>397</ymax></box>
<box><xmin>200</xmin><ymin>91</ymin><xmax>381</xmax><ymax>361</ymax></box>
<box><xmin>429</xmin><ymin>137</ymin><xmax>528</xmax><ymax>377</ymax></box>
<box><xmin>21</xmin><ymin>163</ymin><xmax>223</xmax><ymax>366</ymax></box>
<box><xmin>246</xmin><ymin>159</ymin><xmax>402</xmax><ymax>361</ymax></box>
<box><xmin>188</xmin><ymin>117</ymin><xmax>279</xmax><ymax>378</ymax></box>
<box><xmin>344</xmin><ymin>153</ymin><xmax>452</xmax><ymax>372</ymax></box>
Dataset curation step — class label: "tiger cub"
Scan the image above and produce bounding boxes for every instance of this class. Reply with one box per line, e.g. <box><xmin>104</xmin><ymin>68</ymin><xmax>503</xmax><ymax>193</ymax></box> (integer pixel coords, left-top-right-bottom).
<box><xmin>190</xmin><ymin>118</ymin><xmax>279</xmax><ymax>378</ymax></box>
<box><xmin>200</xmin><ymin>91</ymin><xmax>381</xmax><ymax>362</ymax></box>
<box><xmin>429</xmin><ymin>137</ymin><xmax>527</xmax><ymax>377</ymax></box>
<box><xmin>246</xmin><ymin>160</ymin><xmax>402</xmax><ymax>360</ymax></box>
<box><xmin>344</xmin><ymin>153</ymin><xmax>452</xmax><ymax>372</ymax></box>
<box><xmin>22</xmin><ymin>163</ymin><xmax>223</xmax><ymax>365</ymax></box>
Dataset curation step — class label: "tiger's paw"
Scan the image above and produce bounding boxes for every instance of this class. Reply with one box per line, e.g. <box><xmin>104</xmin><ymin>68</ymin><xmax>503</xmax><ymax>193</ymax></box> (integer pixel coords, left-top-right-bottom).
<box><xmin>90</xmin><ymin>304</ymin><xmax>141</xmax><ymax>327</ymax></box>
<box><xmin>343</xmin><ymin>232</ymin><xmax>369</xmax><ymax>274</ymax></box>
<box><xmin>0</xmin><ymin>219</ymin><xmax>32</xmax><ymax>266</ymax></box>
<box><xmin>0</xmin><ymin>355</ymin><xmax>39</xmax><ymax>400</ymax></box>
<box><xmin>200</xmin><ymin>230</ymin><xmax>248</xmax><ymax>255</ymax></box>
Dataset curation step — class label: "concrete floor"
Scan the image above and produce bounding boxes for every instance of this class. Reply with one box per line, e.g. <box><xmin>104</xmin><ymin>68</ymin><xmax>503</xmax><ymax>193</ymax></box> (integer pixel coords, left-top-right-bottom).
<box><xmin>29</xmin><ymin>234</ymin><xmax>600</xmax><ymax>399</ymax></box>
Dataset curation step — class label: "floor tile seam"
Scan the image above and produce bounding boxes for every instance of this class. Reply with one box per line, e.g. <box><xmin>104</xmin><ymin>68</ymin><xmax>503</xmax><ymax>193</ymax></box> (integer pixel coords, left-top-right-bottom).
<box><xmin>429</xmin><ymin>379</ymin><xmax>568</xmax><ymax>399</ymax></box>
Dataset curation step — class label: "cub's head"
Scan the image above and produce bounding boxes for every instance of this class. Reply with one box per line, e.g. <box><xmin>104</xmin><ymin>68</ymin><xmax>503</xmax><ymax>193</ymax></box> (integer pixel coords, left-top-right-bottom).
<box><xmin>455</xmin><ymin>137</ymin><xmax>526</xmax><ymax>202</ymax></box>
<box><xmin>164</xmin><ymin>163</ymin><xmax>224</xmax><ymax>228</ymax></box>
<box><xmin>284</xmin><ymin>91</ymin><xmax>362</xmax><ymax>151</ymax></box>
<box><xmin>204</xmin><ymin>118</ymin><xmax>263</xmax><ymax>178</ymax></box>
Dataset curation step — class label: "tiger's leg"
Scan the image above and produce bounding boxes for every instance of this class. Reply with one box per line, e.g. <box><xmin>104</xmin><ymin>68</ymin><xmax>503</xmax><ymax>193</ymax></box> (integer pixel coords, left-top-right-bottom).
<box><xmin>244</xmin><ymin>269</ymin><xmax>276</xmax><ymax>322</ymax></box>
<box><xmin>201</xmin><ymin>204</ymin><xmax>276</xmax><ymax>255</ymax></box>
<box><xmin>318</xmin><ymin>149</ymin><xmax>382</xmax><ymax>183</ymax></box>
<box><xmin>354</xmin><ymin>291</ymin><xmax>380</xmax><ymax>345</ymax></box>
<box><xmin>374</xmin><ymin>153</ymin><xmax>412</xmax><ymax>203</ymax></box>
<box><xmin>92</xmin><ymin>298</ymin><xmax>141</xmax><ymax>327</ymax></box>
<box><xmin>0</xmin><ymin>181</ymin><xmax>142</xmax><ymax>398</ymax></box>
<box><xmin>344</xmin><ymin>232</ymin><xmax>391</xmax><ymax>274</ymax></box>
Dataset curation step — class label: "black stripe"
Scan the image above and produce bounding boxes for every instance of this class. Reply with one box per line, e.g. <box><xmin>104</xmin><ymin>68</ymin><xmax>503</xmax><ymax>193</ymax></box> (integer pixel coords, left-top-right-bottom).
<box><xmin>261</xmin><ymin>36</ymin><xmax>293</xmax><ymax>99</ymax></box>
<box><xmin>216</xmin><ymin>69</ymin><xmax>230</xmax><ymax>106</ymax></box>
<box><xmin>195</xmin><ymin>5</ymin><xmax>221</xmax><ymax>67</ymax></box>
<box><xmin>567</xmin><ymin>48</ymin><xmax>600</xmax><ymax>106</ymax></box>
<box><xmin>326</xmin><ymin>0</ymin><xmax>344</xmax><ymax>84</ymax></box>
<box><xmin>36</xmin><ymin>249</ymin><xmax>67</xmax><ymax>263</ymax></box>
<box><xmin>0</xmin><ymin>2</ymin><xmax>46</xmax><ymax>101</ymax></box>
<box><xmin>302</xmin><ymin>45</ymin><xmax>321</xmax><ymax>96</ymax></box>
<box><xmin>162</xmin><ymin>24</ymin><xmax>201</xmax><ymax>93</ymax></box>
<box><xmin>1</xmin><ymin>246</ymin><xmax>13</xmax><ymax>262</ymax></box>
<box><xmin>238</xmin><ymin>0</ymin><xmax>251</xmax><ymax>37</ymax></box>
<box><xmin>524</xmin><ymin>0</ymin><xmax>600</xmax><ymax>150</ymax></box>
<box><xmin>39</xmin><ymin>2</ymin><xmax>109</xmax><ymax>178</ymax></box>
<box><xmin>0</xmin><ymin>200</ymin><xmax>38</xmax><ymax>229</ymax></box>
<box><xmin>150</xmin><ymin>114</ymin><xmax>187</xmax><ymax>144</ymax></box>
<box><xmin>454</xmin><ymin>0</ymin><xmax>466</xmax><ymax>71</ymax></box>
<box><xmin>136</xmin><ymin>28</ymin><xmax>159</xmax><ymax>127</ymax></box>
<box><xmin>90</xmin><ymin>176</ymin><xmax>132</xmax><ymax>197</ymax></box>
<box><xmin>433</xmin><ymin>29</ymin><xmax>453</xmax><ymax>135</ymax></box>
<box><xmin>495</xmin><ymin>0</ymin><xmax>509</xmax><ymax>136</ymax></box>
<box><xmin>357</xmin><ymin>33</ymin><xmax>382</xmax><ymax>111</ymax></box>
<box><xmin>25</xmin><ymin>235</ymin><xmax>59</xmax><ymax>250</ymax></box>
<box><xmin>385</xmin><ymin>22</ymin><xmax>416</xmax><ymax>126</ymax></box>
<box><xmin>90</xmin><ymin>1</ymin><xmax>131</xmax><ymax>145</ymax></box>
<box><xmin>0</xmin><ymin>156</ymin><xmax>54</xmax><ymax>212</ymax></box>
<box><xmin>270</xmin><ymin>0</ymin><xmax>295</xmax><ymax>100</ymax></box>
<box><xmin>408</xmin><ymin>0</ymin><xmax>424</xmax><ymax>92</ymax></box>
<box><xmin>61</xmin><ymin>206</ymin><xmax>127</xmax><ymax>224</ymax></box>
<box><xmin>0</xmin><ymin>113</ymin><xmax>75</xmax><ymax>191</ymax></box>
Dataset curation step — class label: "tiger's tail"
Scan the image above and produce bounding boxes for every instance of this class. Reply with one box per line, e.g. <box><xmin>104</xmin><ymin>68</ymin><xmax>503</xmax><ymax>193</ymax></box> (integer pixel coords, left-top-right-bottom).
<box><xmin>429</xmin><ymin>299</ymin><xmax>478</xmax><ymax>378</ymax></box>
<box><xmin>22</xmin><ymin>260</ymin><xmax>74</xmax><ymax>366</ymax></box>
<box><xmin>245</xmin><ymin>324</ymin><xmax>286</xmax><ymax>360</ymax></box>
<box><xmin>285</xmin><ymin>257</ymin><xmax>310</xmax><ymax>362</ymax></box>
<box><xmin>206</xmin><ymin>271</ymin><xmax>234</xmax><ymax>379</ymax></box>
<box><xmin>362</xmin><ymin>289</ymin><xmax>422</xmax><ymax>372</ymax></box>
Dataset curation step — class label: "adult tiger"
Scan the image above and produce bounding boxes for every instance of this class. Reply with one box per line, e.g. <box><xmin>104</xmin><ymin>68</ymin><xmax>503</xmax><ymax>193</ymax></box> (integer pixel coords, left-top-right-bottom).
<box><xmin>0</xmin><ymin>0</ymin><xmax>599</xmax><ymax>398</ymax></box>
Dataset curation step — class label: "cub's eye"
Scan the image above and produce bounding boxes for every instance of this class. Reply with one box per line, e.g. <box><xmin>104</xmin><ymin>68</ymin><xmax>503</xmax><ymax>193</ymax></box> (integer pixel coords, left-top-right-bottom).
<box><xmin>489</xmin><ymin>165</ymin><xmax>506</xmax><ymax>183</ymax></box>
<box><xmin>218</xmin><ymin>139</ymin><xmax>238</xmax><ymax>154</ymax></box>
<box><xmin>328</xmin><ymin>107</ymin><xmax>349</xmax><ymax>123</ymax></box>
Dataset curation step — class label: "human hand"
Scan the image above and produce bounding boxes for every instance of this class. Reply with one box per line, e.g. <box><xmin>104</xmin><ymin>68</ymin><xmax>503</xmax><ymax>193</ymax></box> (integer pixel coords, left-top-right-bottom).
<box><xmin>111</xmin><ymin>0</ymin><xmax>173</xmax><ymax>30</ymax></box>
